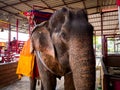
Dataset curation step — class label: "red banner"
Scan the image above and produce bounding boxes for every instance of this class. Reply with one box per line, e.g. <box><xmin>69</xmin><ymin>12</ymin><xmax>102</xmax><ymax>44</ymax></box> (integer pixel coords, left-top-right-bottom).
<box><xmin>117</xmin><ymin>0</ymin><xmax>120</xmax><ymax>6</ymax></box>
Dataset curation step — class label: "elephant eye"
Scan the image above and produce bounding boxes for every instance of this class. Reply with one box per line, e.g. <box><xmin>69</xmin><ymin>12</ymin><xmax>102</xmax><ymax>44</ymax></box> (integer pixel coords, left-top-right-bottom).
<box><xmin>61</xmin><ymin>32</ymin><xmax>66</xmax><ymax>39</ymax></box>
<box><xmin>60</xmin><ymin>27</ymin><xmax>68</xmax><ymax>42</ymax></box>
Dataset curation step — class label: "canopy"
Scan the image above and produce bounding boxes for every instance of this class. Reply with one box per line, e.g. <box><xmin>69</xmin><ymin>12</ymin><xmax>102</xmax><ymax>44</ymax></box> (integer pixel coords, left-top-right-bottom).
<box><xmin>23</xmin><ymin>10</ymin><xmax>52</xmax><ymax>23</ymax></box>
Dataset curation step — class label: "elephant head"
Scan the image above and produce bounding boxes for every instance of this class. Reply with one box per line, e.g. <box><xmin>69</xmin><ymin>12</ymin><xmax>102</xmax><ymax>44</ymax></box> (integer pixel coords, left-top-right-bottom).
<box><xmin>31</xmin><ymin>7</ymin><xmax>95</xmax><ymax>90</ymax></box>
<box><xmin>48</xmin><ymin>7</ymin><xmax>95</xmax><ymax>90</ymax></box>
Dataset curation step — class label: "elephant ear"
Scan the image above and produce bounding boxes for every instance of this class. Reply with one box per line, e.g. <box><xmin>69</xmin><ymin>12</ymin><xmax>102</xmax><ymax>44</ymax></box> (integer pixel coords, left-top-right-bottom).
<box><xmin>76</xmin><ymin>9</ymin><xmax>88</xmax><ymax>21</ymax></box>
<box><xmin>62</xmin><ymin>7</ymin><xmax>73</xmax><ymax>21</ymax></box>
<box><xmin>30</xmin><ymin>21</ymin><xmax>47</xmax><ymax>53</ymax></box>
<box><xmin>31</xmin><ymin>21</ymin><xmax>55</xmax><ymax>58</ymax></box>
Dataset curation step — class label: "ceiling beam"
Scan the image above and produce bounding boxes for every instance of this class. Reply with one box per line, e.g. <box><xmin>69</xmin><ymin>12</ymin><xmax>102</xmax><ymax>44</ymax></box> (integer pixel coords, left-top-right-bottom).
<box><xmin>97</xmin><ymin>0</ymin><xmax>100</xmax><ymax>12</ymax></box>
<box><xmin>90</xmin><ymin>19</ymin><xmax>118</xmax><ymax>24</ymax></box>
<box><xmin>38</xmin><ymin>0</ymin><xmax>100</xmax><ymax>13</ymax></box>
<box><xmin>82</xmin><ymin>0</ymin><xmax>86</xmax><ymax>9</ymax></box>
<box><xmin>41</xmin><ymin>0</ymin><xmax>55</xmax><ymax>11</ymax></box>
<box><xmin>33</xmin><ymin>5</ymin><xmax>56</xmax><ymax>10</ymax></box>
<box><xmin>95</xmin><ymin>28</ymin><xmax>119</xmax><ymax>31</ymax></box>
<box><xmin>0</xmin><ymin>8</ymin><xmax>26</xmax><ymax>19</ymax></box>
<box><xmin>94</xmin><ymin>23</ymin><xmax>118</xmax><ymax>28</ymax></box>
<box><xmin>82</xmin><ymin>0</ymin><xmax>87</xmax><ymax>13</ymax></box>
<box><xmin>19</xmin><ymin>0</ymin><xmax>32</xmax><ymax>9</ymax></box>
<box><xmin>49</xmin><ymin>0</ymin><xmax>83</xmax><ymax>8</ymax></box>
<box><xmin>43</xmin><ymin>0</ymin><xmax>115</xmax><ymax>14</ymax></box>
<box><xmin>62</xmin><ymin>0</ymin><xmax>69</xmax><ymax>7</ymax></box>
<box><xmin>0</xmin><ymin>1</ymin><xmax>31</xmax><ymax>19</ymax></box>
<box><xmin>37</xmin><ymin>0</ymin><xmax>83</xmax><ymax>11</ymax></box>
<box><xmin>0</xmin><ymin>0</ymin><xmax>33</xmax><ymax>9</ymax></box>
<box><xmin>0</xmin><ymin>1</ymin><xmax>22</xmax><ymax>12</ymax></box>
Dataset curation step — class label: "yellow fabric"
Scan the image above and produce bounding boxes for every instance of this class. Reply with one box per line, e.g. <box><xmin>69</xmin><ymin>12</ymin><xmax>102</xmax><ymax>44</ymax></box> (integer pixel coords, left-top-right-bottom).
<box><xmin>16</xmin><ymin>38</ymin><xmax>35</xmax><ymax>79</ymax></box>
<box><xmin>19</xmin><ymin>38</ymin><xmax>32</xmax><ymax>56</ymax></box>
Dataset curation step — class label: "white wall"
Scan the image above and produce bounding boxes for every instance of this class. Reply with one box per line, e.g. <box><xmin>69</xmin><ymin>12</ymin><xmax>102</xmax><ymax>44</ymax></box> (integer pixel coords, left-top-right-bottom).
<box><xmin>0</xmin><ymin>30</ymin><xmax>29</xmax><ymax>42</ymax></box>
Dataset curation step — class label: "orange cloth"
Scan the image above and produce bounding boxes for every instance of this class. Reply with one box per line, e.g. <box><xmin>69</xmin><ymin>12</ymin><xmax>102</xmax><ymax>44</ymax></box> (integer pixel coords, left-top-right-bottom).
<box><xmin>16</xmin><ymin>38</ymin><xmax>35</xmax><ymax>79</ymax></box>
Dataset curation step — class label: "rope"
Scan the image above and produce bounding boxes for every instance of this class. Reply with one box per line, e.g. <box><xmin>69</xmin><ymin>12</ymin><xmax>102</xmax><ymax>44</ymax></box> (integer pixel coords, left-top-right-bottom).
<box><xmin>35</xmin><ymin>51</ymin><xmax>58</xmax><ymax>76</ymax></box>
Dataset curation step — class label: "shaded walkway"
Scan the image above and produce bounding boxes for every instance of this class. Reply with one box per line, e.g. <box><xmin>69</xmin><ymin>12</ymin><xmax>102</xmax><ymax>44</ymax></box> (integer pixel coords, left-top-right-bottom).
<box><xmin>1</xmin><ymin>76</ymin><xmax>64</xmax><ymax>90</ymax></box>
<box><xmin>1</xmin><ymin>58</ymin><xmax>101</xmax><ymax>90</ymax></box>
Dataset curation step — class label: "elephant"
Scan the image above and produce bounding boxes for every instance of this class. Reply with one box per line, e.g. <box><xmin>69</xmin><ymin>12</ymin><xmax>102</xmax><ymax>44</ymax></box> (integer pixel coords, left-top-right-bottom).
<box><xmin>30</xmin><ymin>7</ymin><xmax>95</xmax><ymax>90</ymax></box>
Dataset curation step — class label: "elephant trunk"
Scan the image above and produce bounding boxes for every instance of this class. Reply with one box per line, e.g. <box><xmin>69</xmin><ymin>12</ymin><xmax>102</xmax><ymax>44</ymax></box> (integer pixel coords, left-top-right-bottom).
<box><xmin>69</xmin><ymin>32</ymin><xmax>95</xmax><ymax>90</ymax></box>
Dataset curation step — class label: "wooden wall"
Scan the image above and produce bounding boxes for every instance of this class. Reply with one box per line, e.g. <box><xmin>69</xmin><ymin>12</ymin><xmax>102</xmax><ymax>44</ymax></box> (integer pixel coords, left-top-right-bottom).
<box><xmin>0</xmin><ymin>62</ymin><xmax>18</xmax><ymax>88</ymax></box>
<box><xmin>101</xmin><ymin>55</ymin><xmax>120</xmax><ymax>90</ymax></box>
<box><xmin>105</xmin><ymin>55</ymin><xmax>120</xmax><ymax>67</ymax></box>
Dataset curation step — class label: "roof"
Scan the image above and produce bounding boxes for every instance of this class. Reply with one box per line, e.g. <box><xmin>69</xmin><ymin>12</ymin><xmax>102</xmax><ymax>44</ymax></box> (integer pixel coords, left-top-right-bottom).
<box><xmin>0</xmin><ymin>0</ymin><xmax>119</xmax><ymax>35</ymax></box>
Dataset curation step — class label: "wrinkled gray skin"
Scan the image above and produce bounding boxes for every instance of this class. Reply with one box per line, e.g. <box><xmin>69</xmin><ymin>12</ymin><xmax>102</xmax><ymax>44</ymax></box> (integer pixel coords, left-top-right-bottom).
<box><xmin>31</xmin><ymin>7</ymin><xmax>95</xmax><ymax>90</ymax></box>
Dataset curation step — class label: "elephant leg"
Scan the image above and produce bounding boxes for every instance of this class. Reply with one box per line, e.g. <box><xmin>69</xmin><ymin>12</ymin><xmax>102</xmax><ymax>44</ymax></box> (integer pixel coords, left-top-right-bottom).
<box><xmin>40</xmin><ymin>70</ymin><xmax>57</xmax><ymax>90</ymax></box>
<box><xmin>35</xmin><ymin>52</ymin><xmax>57</xmax><ymax>90</ymax></box>
<box><xmin>40</xmin><ymin>75</ymin><xmax>56</xmax><ymax>90</ymax></box>
<box><xmin>64</xmin><ymin>72</ymin><xmax>75</xmax><ymax>90</ymax></box>
<box><xmin>30</xmin><ymin>77</ymin><xmax>37</xmax><ymax>90</ymax></box>
<box><xmin>40</xmin><ymin>81</ymin><xmax>44</xmax><ymax>90</ymax></box>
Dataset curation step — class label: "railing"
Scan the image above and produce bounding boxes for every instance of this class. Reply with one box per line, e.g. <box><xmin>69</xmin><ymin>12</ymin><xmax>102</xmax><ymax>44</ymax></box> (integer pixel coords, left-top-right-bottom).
<box><xmin>101</xmin><ymin>55</ymin><xmax>120</xmax><ymax>90</ymax></box>
<box><xmin>0</xmin><ymin>62</ymin><xmax>18</xmax><ymax>88</ymax></box>
<box><xmin>0</xmin><ymin>50</ymin><xmax>20</xmax><ymax>63</ymax></box>
<box><xmin>0</xmin><ymin>41</ymin><xmax>24</xmax><ymax>63</ymax></box>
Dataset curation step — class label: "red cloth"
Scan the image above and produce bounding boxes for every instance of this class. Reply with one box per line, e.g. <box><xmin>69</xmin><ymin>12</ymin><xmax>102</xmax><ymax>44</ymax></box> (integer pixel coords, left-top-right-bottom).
<box><xmin>117</xmin><ymin>0</ymin><xmax>120</xmax><ymax>6</ymax></box>
<box><xmin>23</xmin><ymin>10</ymin><xmax>52</xmax><ymax>25</ymax></box>
<box><xmin>113</xmin><ymin>80</ymin><xmax>120</xmax><ymax>90</ymax></box>
<box><xmin>32</xmin><ymin>58</ymin><xmax>39</xmax><ymax>79</ymax></box>
<box><xmin>23</xmin><ymin>11</ymin><xmax>32</xmax><ymax>16</ymax></box>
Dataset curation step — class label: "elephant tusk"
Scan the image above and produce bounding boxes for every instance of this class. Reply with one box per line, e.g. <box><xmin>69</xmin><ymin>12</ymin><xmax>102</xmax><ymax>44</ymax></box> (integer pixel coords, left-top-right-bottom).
<box><xmin>35</xmin><ymin>51</ymin><xmax>58</xmax><ymax>76</ymax></box>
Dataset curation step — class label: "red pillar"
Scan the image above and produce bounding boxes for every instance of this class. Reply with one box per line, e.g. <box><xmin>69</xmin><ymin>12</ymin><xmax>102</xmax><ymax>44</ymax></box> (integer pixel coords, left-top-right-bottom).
<box><xmin>8</xmin><ymin>23</ymin><xmax>11</xmax><ymax>52</ymax></box>
<box><xmin>94</xmin><ymin>31</ymin><xmax>96</xmax><ymax>56</ymax></box>
<box><xmin>16</xmin><ymin>19</ymin><xmax>19</xmax><ymax>53</ymax></box>
<box><xmin>101</xmin><ymin>12</ymin><xmax>104</xmax><ymax>57</ymax></box>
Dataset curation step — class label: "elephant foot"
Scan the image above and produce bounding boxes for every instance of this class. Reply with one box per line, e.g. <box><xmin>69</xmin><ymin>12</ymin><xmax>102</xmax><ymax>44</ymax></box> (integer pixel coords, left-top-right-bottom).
<box><xmin>64</xmin><ymin>72</ymin><xmax>75</xmax><ymax>90</ymax></box>
<box><xmin>40</xmin><ymin>81</ymin><xmax>44</xmax><ymax>90</ymax></box>
<box><xmin>30</xmin><ymin>77</ymin><xmax>37</xmax><ymax>90</ymax></box>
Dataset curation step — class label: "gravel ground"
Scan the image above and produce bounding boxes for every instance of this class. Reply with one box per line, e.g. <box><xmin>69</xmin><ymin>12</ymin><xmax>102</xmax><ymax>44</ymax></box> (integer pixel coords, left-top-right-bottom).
<box><xmin>1</xmin><ymin>76</ymin><xmax>64</xmax><ymax>90</ymax></box>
